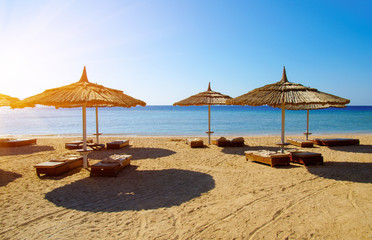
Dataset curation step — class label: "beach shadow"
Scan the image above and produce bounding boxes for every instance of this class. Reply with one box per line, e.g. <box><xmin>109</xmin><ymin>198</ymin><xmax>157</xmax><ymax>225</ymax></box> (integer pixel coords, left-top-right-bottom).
<box><xmin>45</xmin><ymin>167</ymin><xmax>215</xmax><ymax>212</ymax></box>
<box><xmin>88</xmin><ymin>147</ymin><xmax>176</xmax><ymax>161</ymax></box>
<box><xmin>0</xmin><ymin>145</ymin><xmax>55</xmax><ymax>156</ymax></box>
<box><xmin>307</xmin><ymin>162</ymin><xmax>372</xmax><ymax>183</ymax></box>
<box><xmin>325</xmin><ymin>145</ymin><xmax>372</xmax><ymax>154</ymax></box>
<box><xmin>0</xmin><ymin>169</ymin><xmax>22</xmax><ymax>187</ymax></box>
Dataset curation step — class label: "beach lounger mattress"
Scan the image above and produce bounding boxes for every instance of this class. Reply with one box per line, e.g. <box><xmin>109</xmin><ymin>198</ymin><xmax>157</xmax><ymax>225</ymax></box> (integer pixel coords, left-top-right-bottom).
<box><xmin>90</xmin><ymin>155</ymin><xmax>132</xmax><ymax>177</ymax></box>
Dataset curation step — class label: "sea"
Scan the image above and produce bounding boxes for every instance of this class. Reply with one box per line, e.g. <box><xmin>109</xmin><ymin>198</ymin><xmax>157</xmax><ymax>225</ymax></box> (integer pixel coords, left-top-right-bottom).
<box><xmin>0</xmin><ymin>106</ymin><xmax>371</xmax><ymax>137</ymax></box>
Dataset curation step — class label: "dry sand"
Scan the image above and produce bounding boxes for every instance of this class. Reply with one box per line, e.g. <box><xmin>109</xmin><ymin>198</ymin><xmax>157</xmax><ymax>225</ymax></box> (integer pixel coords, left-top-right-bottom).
<box><xmin>0</xmin><ymin>134</ymin><xmax>371</xmax><ymax>239</ymax></box>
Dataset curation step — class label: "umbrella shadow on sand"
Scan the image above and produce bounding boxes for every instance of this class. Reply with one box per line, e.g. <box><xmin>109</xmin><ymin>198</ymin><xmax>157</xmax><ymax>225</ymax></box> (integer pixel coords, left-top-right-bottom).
<box><xmin>307</xmin><ymin>161</ymin><xmax>372</xmax><ymax>184</ymax></box>
<box><xmin>0</xmin><ymin>145</ymin><xmax>55</xmax><ymax>156</ymax></box>
<box><xmin>324</xmin><ymin>145</ymin><xmax>372</xmax><ymax>154</ymax></box>
<box><xmin>0</xmin><ymin>169</ymin><xmax>22</xmax><ymax>187</ymax></box>
<box><xmin>45</xmin><ymin>167</ymin><xmax>215</xmax><ymax>212</ymax></box>
<box><xmin>88</xmin><ymin>147</ymin><xmax>176</xmax><ymax>161</ymax></box>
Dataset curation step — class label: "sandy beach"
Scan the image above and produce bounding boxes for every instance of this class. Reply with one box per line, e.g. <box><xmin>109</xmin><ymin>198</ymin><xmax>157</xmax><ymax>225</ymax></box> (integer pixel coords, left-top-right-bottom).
<box><xmin>0</xmin><ymin>134</ymin><xmax>371</xmax><ymax>239</ymax></box>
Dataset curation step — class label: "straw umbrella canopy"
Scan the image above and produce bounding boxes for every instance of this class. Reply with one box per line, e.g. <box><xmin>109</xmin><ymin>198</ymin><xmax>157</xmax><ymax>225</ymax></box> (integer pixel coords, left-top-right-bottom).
<box><xmin>228</xmin><ymin>67</ymin><xmax>350</xmax><ymax>152</ymax></box>
<box><xmin>14</xmin><ymin>66</ymin><xmax>146</xmax><ymax>168</ymax></box>
<box><xmin>0</xmin><ymin>93</ymin><xmax>20</xmax><ymax>107</ymax></box>
<box><xmin>173</xmin><ymin>83</ymin><xmax>232</xmax><ymax>144</ymax></box>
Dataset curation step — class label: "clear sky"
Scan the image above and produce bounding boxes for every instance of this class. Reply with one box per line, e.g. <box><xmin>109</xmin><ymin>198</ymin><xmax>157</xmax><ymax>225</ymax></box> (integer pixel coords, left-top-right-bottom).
<box><xmin>0</xmin><ymin>0</ymin><xmax>371</xmax><ymax>105</ymax></box>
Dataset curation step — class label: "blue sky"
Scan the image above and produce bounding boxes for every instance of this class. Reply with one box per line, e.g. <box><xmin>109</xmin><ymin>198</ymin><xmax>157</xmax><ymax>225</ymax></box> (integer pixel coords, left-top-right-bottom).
<box><xmin>0</xmin><ymin>0</ymin><xmax>371</xmax><ymax>105</ymax></box>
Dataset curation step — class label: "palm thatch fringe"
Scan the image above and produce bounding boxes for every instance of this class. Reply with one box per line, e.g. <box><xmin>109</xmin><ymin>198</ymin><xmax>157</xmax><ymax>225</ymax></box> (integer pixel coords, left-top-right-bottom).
<box><xmin>0</xmin><ymin>93</ymin><xmax>20</xmax><ymax>107</ymax></box>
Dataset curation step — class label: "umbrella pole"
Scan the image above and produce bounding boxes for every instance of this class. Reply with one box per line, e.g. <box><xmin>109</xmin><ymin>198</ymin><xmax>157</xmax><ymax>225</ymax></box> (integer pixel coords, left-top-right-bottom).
<box><xmin>82</xmin><ymin>105</ymin><xmax>87</xmax><ymax>151</ymax></box>
<box><xmin>205</xmin><ymin>105</ymin><xmax>214</xmax><ymax>145</ymax></box>
<box><xmin>82</xmin><ymin>105</ymin><xmax>88</xmax><ymax>168</ymax></box>
<box><xmin>306</xmin><ymin>110</ymin><xmax>310</xmax><ymax>140</ymax></box>
<box><xmin>281</xmin><ymin>103</ymin><xmax>285</xmax><ymax>153</ymax></box>
<box><xmin>78</xmin><ymin>104</ymin><xmax>92</xmax><ymax>169</ymax></box>
<box><xmin>95</xmin><ymin>106</ymin><xmax>99</xmax><ymax>144</ymax></box>
<box><xmin>208</xmin><ymin>105</ymin><xmax>211</xmax><ymax>144</ymax></box>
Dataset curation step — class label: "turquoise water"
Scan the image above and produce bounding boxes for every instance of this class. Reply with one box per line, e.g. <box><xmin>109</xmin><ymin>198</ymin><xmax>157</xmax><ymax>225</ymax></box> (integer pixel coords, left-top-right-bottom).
<box><xmin>0</xmin><ymin>106</ymin><xmax>371</xmax><ymax>136</ymax></box>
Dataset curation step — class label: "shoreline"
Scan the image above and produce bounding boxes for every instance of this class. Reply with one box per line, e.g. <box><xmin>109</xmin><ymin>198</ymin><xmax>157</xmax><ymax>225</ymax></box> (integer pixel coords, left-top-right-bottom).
<box><xmin>2</xmin><ymin>132</ymin><xmax>372</xmax><ymax>139</ymax></box>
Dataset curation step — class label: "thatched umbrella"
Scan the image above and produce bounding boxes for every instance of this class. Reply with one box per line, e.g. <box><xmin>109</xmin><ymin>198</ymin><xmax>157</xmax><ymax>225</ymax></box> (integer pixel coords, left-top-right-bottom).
<box><xmin>228</xmin><ymin>67</ymin><xmax>349</xmax><ymax>152</ymax></box>
<box><xmin>0</xmin><ymin>93</ymin><xmax>20</xmax><ymax>107</ymax></box>
<box><xmin>173</xmin><ymin>83</ymin><xmax>232</xmax><ymax>144</ymax></box>
<box><xmin>14</xmin><ymin>66</ymin><xmax>146</xmax><ymax>168</ymax></box>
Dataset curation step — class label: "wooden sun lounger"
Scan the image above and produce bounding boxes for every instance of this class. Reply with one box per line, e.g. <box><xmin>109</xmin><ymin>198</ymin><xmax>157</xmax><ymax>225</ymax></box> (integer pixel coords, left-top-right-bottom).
<box><xmin>90</xmin><ymin>154</ymin><xmax>132</xmax><ymax>177</ymax></box>
<box><xmin>245</xmin><ymin>150</ymin><xmax>290</xmax><ymax>167</ymax></box>
<box><xmin>229</xmin><ymin>137</ymin><xmax>245</xmax><ymax>147</ymax></box>
<box><xmin>187</xmin><ymin>139</ymin><xmax>204</xmax><ymax>148</ymax></box>
<box><xmin>287</xmin><ymin>138</ymin><xmax>314</xmax><ymax>148</ymax></box>
<box><xmin>0</xmin><ymin>138</ymin><xmax>37</xmax><ymax>147</ymax></box>
<box><xmin>290</xmin><ymin>151</ymin><xmax>324</xmax><ymax>166</ymax></box>
<box><xmin>212</xmin><ymin>137</ymin><xmax>245</xmax><ymax>147</ymax></box>
<box><xmin>212</xmin><ymin>137</ymin><xmax>230</xmax><ymax>147</ymax></box>
<box><xmin>65</xmin><ymin>139</ymin><xmax>93</xmax><ymax>150</ymax></box>
<box><xmin>65</xmin><ymin>140</ymin><xmax>104</xmax><ymax>150</ymax></box>
<box><xmin>313</xmin><ymin>138</ymin><xmax>360</xmax><ymax>146</ymax></box>
<box><xmin>87</xmin><ymin>143</ymin><xmax>105</xmax><ymax>150</ymax></box>
<box><xmin>34</xmin><ymin>155</ymin><xmax>83</xmax><ymax>177</ymax></box>
<box><xmin>106</xmin><ymin>140</ymin><xmax>129</xmax><ymax>149</ymax></box>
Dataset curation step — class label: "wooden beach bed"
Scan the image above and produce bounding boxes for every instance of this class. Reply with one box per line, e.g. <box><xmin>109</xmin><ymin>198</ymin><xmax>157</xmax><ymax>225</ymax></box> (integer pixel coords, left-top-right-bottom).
<box><xmin>245</xmin><ymin>150</ymin><xmax>290</xmax><ymax>167</ymax></box>
<box><xmin>187</xmin><ymin>139</ymin><xmax>204</xmax><ymax>148</ymax></box>
<box><xmin>34</xmin><ymin>155</ymin><xmax>83</xmax><ymax>177</ymax></box>
<box><xmin>65</xmin><ymin>140</ymin><xmax>105</xmax><ymax>150</ymax></box>
<box><xmin>212</xmin><ymin>137</ymin><xmax>245</xmax><ymax>147</ymax></box>
<box><xmin>290</xmin><ymin>151</ymin><xmax>324</xmax><ymax>166</ymax></box>
<box><xmin>0</xmin><ymin>138</ymin><xmax>37</xmax><ymax>147</ymax></box>
<box><xmin>90</xmin><ymin>154</ymin><xmax>132</xmax><ymax>177</ymax></box>
<box><xmin>65</xmin><ymin>140</ymin><xmax>93</xmax><ymax>150</ymax></box>
<box><xmin>106</xmin><ymin>140</ymin><xmax>129</xmax><ymax>149</ymax></box>
<box><xmin>287</xmin><ymin>138</ymin><xmax>314</xmax><ymax>148</ymax></box>
<box><xmin>313</xmin><ymin>138</ymin><xmax>360</xmax><ymax>146</ymax></box>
